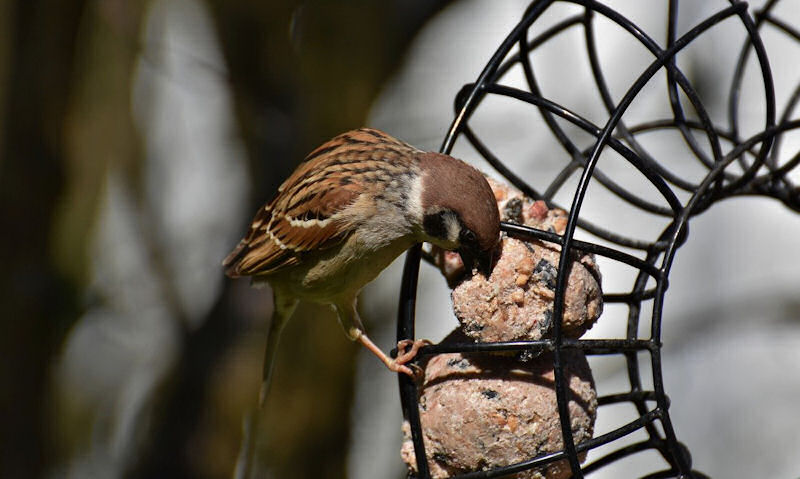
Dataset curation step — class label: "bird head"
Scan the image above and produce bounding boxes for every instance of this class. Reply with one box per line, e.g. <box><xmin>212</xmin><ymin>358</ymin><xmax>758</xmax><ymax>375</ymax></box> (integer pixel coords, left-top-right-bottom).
<box><xmin>417</xmin><ymin>152</ymin><xmax>500</xmax><ymax>275</ymax></box>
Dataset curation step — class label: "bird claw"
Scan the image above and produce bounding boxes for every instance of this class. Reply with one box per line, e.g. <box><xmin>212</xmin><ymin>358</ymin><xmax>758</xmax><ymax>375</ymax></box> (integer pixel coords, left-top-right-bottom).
<box><xmin>395</xmin><ymin>339</ymin><xmax>432</xmax><ymax>365</ymax></box>
<box><xmin>389</xmin><ymin>360</ymin><xmax>424</xmax><ymax>381</ymax></box>
<box><xmin>390</xmin><ymin>339</ymin><xmax>431</xmax><ymax>381</ymax></box>
<box><xmin>407</xmin><ymin>362</ymin><xmax>425</xmax><ymax>380</ymax></box>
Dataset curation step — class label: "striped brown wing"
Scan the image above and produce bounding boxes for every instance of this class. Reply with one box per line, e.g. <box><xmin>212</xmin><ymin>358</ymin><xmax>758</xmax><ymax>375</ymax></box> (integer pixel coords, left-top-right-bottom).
<box><xmin>222</xmin><ymin>184</ymin><xmax>359</xmax><ymax>278</ymax></box>
<box><xmin>222</xmin><ymin>128</ymin><xmax>419</xmax><ymax>278</ymax></box>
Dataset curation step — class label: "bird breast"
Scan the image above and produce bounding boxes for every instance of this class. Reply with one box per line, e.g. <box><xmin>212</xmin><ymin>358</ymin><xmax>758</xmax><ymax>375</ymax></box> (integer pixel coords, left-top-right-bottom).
<box><xmin>271</xmin><ymin>188</ymin><xmax>421</xmax><ymax>303</ymax></box>
<box><xmin>275</xmin><ymin>226</ymin><xmax>416</xmax><ymax>304</ymax></box>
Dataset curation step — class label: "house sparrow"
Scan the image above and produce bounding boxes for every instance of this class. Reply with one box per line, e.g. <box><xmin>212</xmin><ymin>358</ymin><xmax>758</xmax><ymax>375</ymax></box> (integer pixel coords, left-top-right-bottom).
<box><xmin>223</xmin><ymin>128</ymin><xmax>500</xmax><ymax>405</ymax></box>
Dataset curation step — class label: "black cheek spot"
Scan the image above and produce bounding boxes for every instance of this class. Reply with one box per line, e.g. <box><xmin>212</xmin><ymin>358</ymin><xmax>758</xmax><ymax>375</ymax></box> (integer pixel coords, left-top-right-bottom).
<box><xmin>423</xmin><ymin>211</ymin><xmax>448</xmax><ymax>240</ymax></box>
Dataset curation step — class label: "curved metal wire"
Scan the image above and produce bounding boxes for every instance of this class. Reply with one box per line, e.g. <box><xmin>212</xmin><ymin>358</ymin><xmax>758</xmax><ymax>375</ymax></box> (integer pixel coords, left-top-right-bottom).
<box><xmin>398</xmin><ymin>1</ymin><xmax>799</xmax><ymax>477</ymax></box>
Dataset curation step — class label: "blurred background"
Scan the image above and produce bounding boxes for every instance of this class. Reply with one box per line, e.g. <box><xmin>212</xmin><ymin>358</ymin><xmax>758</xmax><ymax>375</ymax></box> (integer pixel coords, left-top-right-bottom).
<box><xmin>2</xmin><ymin>1</ymin><xmax>799</xmax><ymax>478</ymax></box>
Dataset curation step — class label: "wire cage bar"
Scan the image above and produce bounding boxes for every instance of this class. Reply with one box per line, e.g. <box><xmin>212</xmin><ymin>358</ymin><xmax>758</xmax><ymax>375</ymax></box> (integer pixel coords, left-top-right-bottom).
<box><xmin>397</xmin><ymin>0</ymin><xmax>800</xmax><ymax>477</ymax></box>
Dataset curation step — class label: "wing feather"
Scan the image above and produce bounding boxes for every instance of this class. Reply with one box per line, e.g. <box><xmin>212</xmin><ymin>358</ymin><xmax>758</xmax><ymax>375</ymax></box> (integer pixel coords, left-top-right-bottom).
<box><xmin>222</xmin><ymin>128</ymin><xmax>419</xmax><ymax>278</ymax></box>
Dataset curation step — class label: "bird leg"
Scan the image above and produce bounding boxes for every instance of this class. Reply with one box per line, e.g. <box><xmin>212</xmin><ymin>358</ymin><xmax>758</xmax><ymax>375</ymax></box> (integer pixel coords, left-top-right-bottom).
<box><xmin>334</xmin><ymin>300</ymin><xmax>423</xmax><ymax>378</ymax></box>
<box><xmin>259</xmin><ymin>292</ymin><xmax>298</xmax><ymax>407</ymax></box>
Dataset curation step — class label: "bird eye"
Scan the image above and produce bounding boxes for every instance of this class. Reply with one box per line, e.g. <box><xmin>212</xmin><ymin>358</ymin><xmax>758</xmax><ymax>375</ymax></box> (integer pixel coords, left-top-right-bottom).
<box><xmin>461</xmin><ymin>229</ymin><xmax>477</xmax><ymax>244</ymax></box>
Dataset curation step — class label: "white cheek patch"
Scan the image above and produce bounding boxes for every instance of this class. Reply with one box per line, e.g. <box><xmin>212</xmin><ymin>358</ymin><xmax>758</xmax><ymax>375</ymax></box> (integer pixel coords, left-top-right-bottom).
<box><xmin>443</xmin><ymin>212</ymin><xmax>462</xmax><ymax>246</ymax></box>
<box><xmin>406</xmin><ymin>174</ymin><xmax>424</xmax><ymax>222</ymax></box>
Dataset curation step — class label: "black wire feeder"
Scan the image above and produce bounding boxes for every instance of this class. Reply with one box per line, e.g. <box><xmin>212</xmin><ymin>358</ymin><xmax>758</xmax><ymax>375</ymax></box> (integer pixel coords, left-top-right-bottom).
<box><xmin>396</xmin><ymin>1</ymin><xmax>800</xmax><ymax>477</ymax></box>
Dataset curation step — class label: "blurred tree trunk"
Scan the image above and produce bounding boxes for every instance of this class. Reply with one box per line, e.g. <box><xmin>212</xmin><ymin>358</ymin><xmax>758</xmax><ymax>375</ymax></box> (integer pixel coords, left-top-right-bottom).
<box><xmin>128</xmin><ymin>1</ymin><xmax>454</xmax><ymax>478</ymax></box>
<box><xmin>0</xmin><ymin>1</ymin><xmax>87</xmax><ymax>477</ymax></box>
<box><xmin>0</xmin><ymin>1</ymin><xmax>455</xmax><ymax>478</ymax></box>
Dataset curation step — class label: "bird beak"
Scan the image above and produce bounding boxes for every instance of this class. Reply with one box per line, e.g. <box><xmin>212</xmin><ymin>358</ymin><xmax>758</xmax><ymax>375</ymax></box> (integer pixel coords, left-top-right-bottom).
<box><xmin>459</xmin><ymin>247</ymin><xmax>494</xmax><ymax>277</ymax></box>
<box><xmin>478</xmin><ymin>250</ymin><xmax>494</xmax><ymax>278</ymax></box>
<box><xmin>477</xmin><ymin>248</ymin><xmax>494</xmax><ymax>276</ymax></box>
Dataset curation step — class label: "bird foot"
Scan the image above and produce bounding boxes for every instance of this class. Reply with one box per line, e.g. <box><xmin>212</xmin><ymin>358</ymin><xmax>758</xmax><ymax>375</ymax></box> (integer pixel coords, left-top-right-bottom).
<box><xmin>387</xmin><ymin>361</ymin><xmax>418</xmax><ymax>379</ymax></box>
<box><xmin>390</xmin><ymin>339</ymin><xmax>431</xmax><ymax>380</ymax></box>
<box><xmin>395</xmin><ymin>339</ymin><xmax>432</xmax><ymax>365</ymax></box>
<box><xmin>355</xmin><ymin>332</ymin><xmax>429</xmax><ymax>379</ymax></box>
